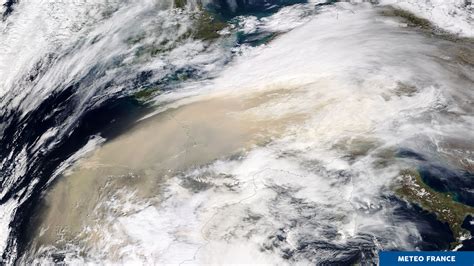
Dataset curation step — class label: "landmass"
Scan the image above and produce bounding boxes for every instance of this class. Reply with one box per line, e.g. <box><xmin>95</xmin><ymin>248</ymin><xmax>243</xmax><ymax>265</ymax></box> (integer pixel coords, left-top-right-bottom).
<box><xmin>396</xmin><ymin>169</ymin><xmax>474</xmax><ymax>247</ymax></box>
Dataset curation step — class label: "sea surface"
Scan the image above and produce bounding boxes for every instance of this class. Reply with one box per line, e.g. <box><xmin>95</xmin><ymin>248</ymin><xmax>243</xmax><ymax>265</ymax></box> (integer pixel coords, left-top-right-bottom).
<box><xmin>1</xmin><ymin>0</ymin><xmax>473</xmax><ymax>264</ymax></box>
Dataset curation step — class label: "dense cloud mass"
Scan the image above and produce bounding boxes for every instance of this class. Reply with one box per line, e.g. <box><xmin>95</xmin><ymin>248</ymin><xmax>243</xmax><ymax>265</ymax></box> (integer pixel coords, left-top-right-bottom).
<box><xmin>0</xmin><ymin>0</ymin><xmax>473</xmax><ymax>264</ymax></box>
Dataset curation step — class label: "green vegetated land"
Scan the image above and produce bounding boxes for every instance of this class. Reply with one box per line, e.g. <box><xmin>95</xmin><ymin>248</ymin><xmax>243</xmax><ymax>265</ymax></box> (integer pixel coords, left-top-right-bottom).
<box><xmin>133</xmin><ymin>88</ymin><xmax>159</xmax><ymax>101</ymax></box>
<box><xmin>381</xmin><ymin>8</ymin><xmax>432</xmax><ymax>30</ymax></box>
<box><xmin>174</xmin><ymin>0</ymin><xmax>227</xmax><ymax>41</ymax></box>
<box><xmin>380</xmin><ymin>6</ymin><xmax>474</xmax><ymax>47</ymax></box>
<box><xmin>383</xmin><ymin>8</ymin><xmax>474</xmax><ymax>247</ymax></box>
<box><xmin>131</xmin><ymin>2</ymin><xmax>227</xmax><ymax>101</ymax></box>
<box><xmin>396</xmin><ymin>169</ymin><xmax>474</xmax><ymax>247</ymax></box>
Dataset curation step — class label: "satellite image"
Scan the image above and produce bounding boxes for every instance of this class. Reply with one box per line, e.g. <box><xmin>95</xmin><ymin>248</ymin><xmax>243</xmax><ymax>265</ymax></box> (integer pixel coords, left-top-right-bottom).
<box><xmin>0</xmin><ymin>0</ymin><xmax>473</xmax><ymax>264</ymax></box>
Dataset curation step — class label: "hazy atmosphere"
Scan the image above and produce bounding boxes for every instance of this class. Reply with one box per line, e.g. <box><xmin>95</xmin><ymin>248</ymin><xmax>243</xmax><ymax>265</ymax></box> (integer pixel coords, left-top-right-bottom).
<box><xmin>1</xmin><ymin>0</ymin><xmax>473</xmax><ymax>264</ymax></box>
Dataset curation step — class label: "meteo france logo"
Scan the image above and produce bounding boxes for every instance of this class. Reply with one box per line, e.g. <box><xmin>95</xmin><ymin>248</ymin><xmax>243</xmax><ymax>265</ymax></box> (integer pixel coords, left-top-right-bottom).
<box><xmin>379</xmin><ymin>252</ymin><xmax>474</xmax><ymax>266</ymax></box>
